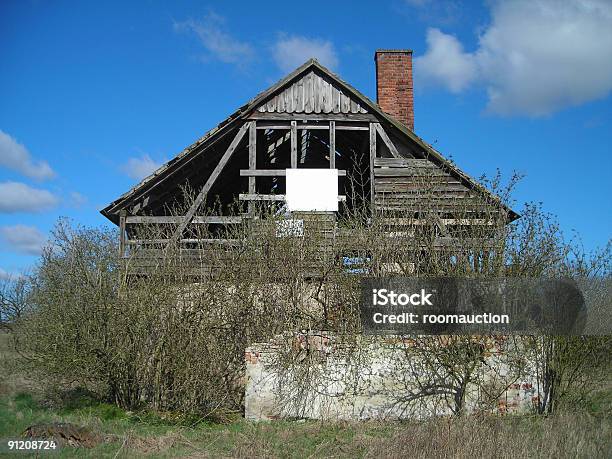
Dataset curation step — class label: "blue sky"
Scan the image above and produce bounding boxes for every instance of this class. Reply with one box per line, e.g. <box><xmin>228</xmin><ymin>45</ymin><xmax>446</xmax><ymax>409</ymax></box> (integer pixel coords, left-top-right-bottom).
<box><xmin>1</xmin><ymin>0</ymin><xmax>611</xmax><ymax>277</ymax></box>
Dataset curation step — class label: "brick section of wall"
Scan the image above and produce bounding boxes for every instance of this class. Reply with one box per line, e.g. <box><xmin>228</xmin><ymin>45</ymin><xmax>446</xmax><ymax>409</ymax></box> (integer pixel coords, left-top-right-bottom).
<box><xmin>375</xmin><ymin>50</ymin><xmax>414</xmax><ymax>131</ymax></box>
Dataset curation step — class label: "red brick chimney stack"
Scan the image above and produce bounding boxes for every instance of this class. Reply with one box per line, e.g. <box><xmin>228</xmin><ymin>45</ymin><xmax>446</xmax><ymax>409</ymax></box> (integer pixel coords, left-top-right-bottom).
<box><xmin>374</xmin><ymin>49</ymin><xmax>414</xmax><ymax>131</ymax></box>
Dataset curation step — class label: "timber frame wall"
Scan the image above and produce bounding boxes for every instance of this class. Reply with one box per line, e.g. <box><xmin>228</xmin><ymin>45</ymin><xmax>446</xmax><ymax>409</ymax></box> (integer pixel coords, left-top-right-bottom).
<box><xmin>119</xmin><ymin>115</ymin><xmax>500</xmax><ymax>259</ymax></box>
<box><xmin>105</xmin><ymin>63</ymin><xmax>512</xmax><ymax>263</ymax></box>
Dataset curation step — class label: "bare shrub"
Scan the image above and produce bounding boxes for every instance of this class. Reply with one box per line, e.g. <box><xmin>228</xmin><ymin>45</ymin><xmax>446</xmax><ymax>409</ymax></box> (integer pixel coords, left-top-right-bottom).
<box><xmin>10</xmin><ymin>169</ymin><xmax>611</xmax><ymax>420</ymax></box>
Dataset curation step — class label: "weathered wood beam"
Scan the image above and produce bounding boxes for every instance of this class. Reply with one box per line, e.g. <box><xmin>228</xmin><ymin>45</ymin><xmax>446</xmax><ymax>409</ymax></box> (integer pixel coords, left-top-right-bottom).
<box><xmin>374</xmin><ymin>123</ymin><xmax>401</xmax><ymax>158</ymax></box>
<box><xmin>248</xmin><ymin>112</ymin><xmax>377</xmax><ymax>122</ymax></box>
<box><xmin>256</xmin><ymin>124</ymin><xmax>329</xmax><ymax>130</ymax></box>
<box><xmin>126</xmin><ymin>216</ymin><xmax>242</xmax><ymax>224</ymax></box>
<box><xmin>239</xmin><ymin>194</ymin><xmax>347</xmax><ymax>202</ymax></box>
<box><xmin>240</xmin><ymin>169</ymin><xmax>346</xmax><ymax>177</ymax></box>
<box><xmin>336</xmin><ymin>126</ymin><xmax>369</xmax><ymax>131</ymax></box>
<box><xmin>374</xmin><ymin>157</ymin><xmax>436</xmax><ymax>168</ymax></box>
<box><xmin>248</xmin><ymin>121</ymin><xmax>257</xmax><ymax>214</ymax></box>
<box><xmin>369</xmin><ymin>123</ymin><xmax>376</xmax><ymax>211</ymax></box>
<box><xmin>290</xmin><ymin>121</ymin><xmax>297</xmax><ymax>168</ymax></box>
<box><xmin>376</xmin><ymin>236</ymin><xmax>500</xmax><ymax>250</ymax></box>
<box><xmin>240</xmin><ymin>194</ymin><xmax>286</xmax><ymax>201</ymax></box>
<box><xmin>255</xmin><ymin>124</ymin><xmax>291</xmax><ymax>130</ymax></box>
<box><xmin>171</xmin><ymin>122</ymin><xmax>249</xmax><ymax>241</ymax></box>
<box><xmin>373</xmin><ymin>169</ymin><xmax>447</xmax><ymax>177</ymax></box>
<box><xmin>119</xmin><ymin>210</ymin><xmax>126</xmax><ymax>257</ymax></box>
<box><xmin>329</xmin><ymin>120</ymin><xmax>336</xmax><ymax>169</ymax></box>
<box><xmin>127</xmin><ymin>238</ymin><xmax>240</xmax><ymax>246</ymax></box>
<box><xmin>381</xmin><ymin>218</ymin><xmax>495</xmax><ymax>226</ymax></box>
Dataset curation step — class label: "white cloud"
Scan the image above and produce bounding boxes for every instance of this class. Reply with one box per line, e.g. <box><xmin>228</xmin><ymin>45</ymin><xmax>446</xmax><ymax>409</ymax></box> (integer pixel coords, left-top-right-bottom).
<box><xmin>0</xmin><ymin>182</ymin><xmax>59</xmax><ymax>213</ymax></box>
<box><xmin>0</xmin><ymin>225</ymin><xmax>46</xmax><ymax>256</ymax></box>
<box><xmin>0</xmin><ymin>130</ymin><xmax>55</xmax><ymax>180</ymax></box>
<box><xmin>415</xmin><ymin>28</ymin><xmax>477</xmax><ymax>93</ymax></box>
<box><xmin>272</xmin><ymin>35</ymin><xmax>339</xmax><ymax>73</ymax></box>
<box><xmin>414</xmin><ymin>0</ymin><xmax>612</xmax><ymax>116</ymax></box>
<box><xmin>174</xmin><ymin>13</ymin><xmax>254</xmax><ymax>65</ymax></box>
<box><xmin>121</xmin><ymin>154</ymin><xmax>161</xmax><ymax>181</ymax></box>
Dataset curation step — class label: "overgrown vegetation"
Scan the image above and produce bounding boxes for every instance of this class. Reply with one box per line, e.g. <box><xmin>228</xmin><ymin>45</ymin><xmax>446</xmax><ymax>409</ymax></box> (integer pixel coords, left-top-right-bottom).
<box><xmin>0</xmin><ymin>170</ymin><xmax>610</xmax><ymax>456</ymax></box>
<box><xmin>0</xmin><ymin>384</ymin><xmax>610</xmax><ymax>458</ymax></box>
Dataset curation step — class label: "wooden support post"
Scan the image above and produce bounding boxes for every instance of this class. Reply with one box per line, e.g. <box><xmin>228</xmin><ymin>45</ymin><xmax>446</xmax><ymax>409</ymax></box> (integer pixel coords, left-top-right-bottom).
<box><xmin>248</xmin><ymin>121</ymin><xmax>257</xmax><ymax>214</ymax></box>
<box><xmin>290</xmin><ymin>120</ymin><xmax>297</xmax><ymax>168</ymax></box>
<box><xmin>119</xmin><ymin>210</ymin><xmax>126</xmax><ymax>258</ymax></box>
<box><xmin>369</xmin><ymin>123</ymin><xmax>377</xmax><ymax>213</ymax></box>
<box><xmin>171</xmin><ymin>122</ymin><xmax>249</xmax><ymax>241</ymax></box>
<box><xmin>329</xmin><ymin>120</ymin><xmax>336</xmax><ymax>168</ymax></box>
<box><xmin>374</xmin><ymin>123</ymin><xmax>401</xmax><ymax>158</ymax></box>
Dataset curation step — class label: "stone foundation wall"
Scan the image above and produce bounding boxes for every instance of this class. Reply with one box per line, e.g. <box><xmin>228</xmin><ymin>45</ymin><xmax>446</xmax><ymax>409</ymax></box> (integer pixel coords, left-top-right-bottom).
<box><xmin>245</xmin><ymin>333</ymin><xmax>539</xmax><ymax>421</ymax></box>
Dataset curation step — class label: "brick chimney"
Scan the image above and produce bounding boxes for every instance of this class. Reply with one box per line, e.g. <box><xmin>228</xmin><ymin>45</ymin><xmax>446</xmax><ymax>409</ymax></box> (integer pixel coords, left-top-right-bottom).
<box><xmin>375</xmin><ymin>49</ymin><xmax>414</xmax><ymax>131</ymax></box>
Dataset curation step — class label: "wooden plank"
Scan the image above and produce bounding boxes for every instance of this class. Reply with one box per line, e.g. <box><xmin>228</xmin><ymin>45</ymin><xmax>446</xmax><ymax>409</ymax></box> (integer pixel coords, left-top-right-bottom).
<box><xmin>375</xmin><ymin>177</ymin><xmax>461</xmax><ymax>184</ymax></box>
<box><xmin>248</xmin><ymin>121</ymin><xmax>257</xmax><ymax>214</ymax></box>
<box><xmin>340</xmin><ymin>92</ymin><xmax>350</xmax><ymax>112</ymax></box>
<box><xmin>382</xmin><ymin>218</ymin><xmax>496</xmax><ymax>226</ymax></box>
<box><xmin>126</xmin><ymin>216</ymin><xmax>242</xmax><ymax>224</ymax></box>
<box><xmin>314</xmin><ymin>74</ymin><xmax>321</xmax><ymax>113</ymax></box>
<box><xmin>329</xmin><ymin>120</ymin><xmax>336</xmax><ymax>169</ymax></box>
<box><xmin>240</xmin><ymin>169</ymin><xmax>346</xmax><ymax>177</ymax></box>
<box><xmin>309</xmin><ymin>73</ymin><xmax>315</xmax><ymax>113</ymax></box>
<box><xmin>248</xmin><ymin>121</ymin><xmax>256</xmax><ymax>191</ymax></box>
<box><xmin>255</xmin><ymin>125</ymin><xmax>291</xmax><ymax>130</ymax></box>
<box><xmin>266</xmin><ymin>96</ymin><xmax>275</xmax><ymax>112</ymax></box>
<box><xmin>374</xmin><ymin>182</ymin><xmax>467</xmax><ymax>192</ymax></box>
<box><xmin>128</xmin><ymin>238</ymin><xmax>240</xmax><ymax>246</ymax></box>
<box><xmin>304</xmin><ymin>73</ymin><xmax>312</xmax><ymax>112</ymax></box>
<box><xmin>296</xmin><ymin>77</ymin><xmax>304</xmax><ymax>112</ymax></box>
<box><xmin>374</xmin><ymin>123</ymin><xmax>401</xmax><ymax>158</ymax></box>
<box><xmin>171</xmin><ymin>122</ymin><xmax>249</xmax><ymax>241</ymax></box>
<box><xmin>335</xmin><ymin>126</ymin><xmax>369</xmax><ymax>131</ymax></box>
<box><xmin>374</xmin><ymin>169</ymin><xmax>448</xmax><ymax>177</ymax></box>
<box><xmin>369</xmin><ymin>123</ymin><xmax>376</xmax><ymax>211</ymax></box>
<box><xmin>248</xmin><ymin>112</ymin><xmax>377</xmax><ymax>122</ymax></box>
<box><xmin>322</xmin><ymin>79</ymin><xmax>332</xmax><ymax>113</ymax></box>
<box><xmin>239</xmin><ymin>194</ymin><xmax>347</xmax><ymax>202</ymax></box>
<box><xmin>277</xmin><ymin>89</ymin><xmax>285</xmax><ymax>113</ymax></box>
<box><xmin>374</xmin><ymin>157</ymin><xmax>438</xmax><ymax>168</ymax></box>
<box><xmin>287</xmin><ymin>125</ymin><xmax>330</xmax><ymax>130</ymax></box>
<box><xmin>332</xmin><ymin>86</ymin><xmax>340</xmax><ymax>113</ymax></box>
<box><xmin>255</xmin><ymin>122</ymin><xmax>328</xmax><ymax>130</ymax></box>
<box><xmin>240</xmin><ymin>194</ymin><xmax>286</xmax><ymax>201</ymax></box>
<box><xmin>119</xmin><ymin>210</ymin><xmax>126</xmax><ymax>257</ymax></box>
<box><xmin>291</xmin><ymin>121</ymin><xmax>297</xmax><ymax>168</ymax></box>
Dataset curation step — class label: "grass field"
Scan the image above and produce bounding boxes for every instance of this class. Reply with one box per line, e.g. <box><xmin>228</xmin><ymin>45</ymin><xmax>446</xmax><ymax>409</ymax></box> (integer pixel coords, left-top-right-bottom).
<box><xmin>1</xmin><ymin>332</ymin><xmax>611</xmax><ymax>458</ymax></box>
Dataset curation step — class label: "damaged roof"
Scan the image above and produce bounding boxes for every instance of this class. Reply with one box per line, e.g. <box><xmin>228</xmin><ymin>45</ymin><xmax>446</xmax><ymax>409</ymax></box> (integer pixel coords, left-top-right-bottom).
<box><xmin>101</xmin><ymin>59</ymin><xmax>519</xmax><ymax>224</ymax></box>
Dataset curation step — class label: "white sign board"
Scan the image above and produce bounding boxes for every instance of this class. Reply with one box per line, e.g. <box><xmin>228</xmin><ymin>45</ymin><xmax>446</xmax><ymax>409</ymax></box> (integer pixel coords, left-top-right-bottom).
<box><xmin>285</xmin><ymin>169</ymin><xmax>339</xmax><ymax>212</ymax></box>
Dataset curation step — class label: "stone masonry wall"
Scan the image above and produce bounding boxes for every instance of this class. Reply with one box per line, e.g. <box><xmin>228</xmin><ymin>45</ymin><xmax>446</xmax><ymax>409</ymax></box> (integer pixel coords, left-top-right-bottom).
<box><xmin>245</xmin><ymin>332</ymin><xmax>539</xmax><ymax>421</ymax></box>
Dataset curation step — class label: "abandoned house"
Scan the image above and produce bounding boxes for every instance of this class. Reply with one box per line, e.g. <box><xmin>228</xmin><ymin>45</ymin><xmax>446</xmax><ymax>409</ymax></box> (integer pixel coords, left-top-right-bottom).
<box><xmin>101</xmin><ymin>50</ymin><xmax>518</xmax><ymax>265</ymax></box>
<box><xmin>100</xmin><ymin>50</ymin><xmax>532</xmax><ymax>420</ymax></box>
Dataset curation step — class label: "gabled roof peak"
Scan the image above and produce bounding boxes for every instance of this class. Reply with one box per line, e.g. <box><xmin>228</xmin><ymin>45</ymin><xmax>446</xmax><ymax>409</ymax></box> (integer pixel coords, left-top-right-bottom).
<box><xmin>101</xmin><ymin>57</ymin><xmax>519</xmax><ymax>222</ymax></box>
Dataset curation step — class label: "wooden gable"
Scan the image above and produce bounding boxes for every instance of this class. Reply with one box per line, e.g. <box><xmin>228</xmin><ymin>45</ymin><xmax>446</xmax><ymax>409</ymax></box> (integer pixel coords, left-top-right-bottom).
<box><xmin>256</xmin><ymin>69</ymin><xmax>369</xmax><ymax>115</ymax></box>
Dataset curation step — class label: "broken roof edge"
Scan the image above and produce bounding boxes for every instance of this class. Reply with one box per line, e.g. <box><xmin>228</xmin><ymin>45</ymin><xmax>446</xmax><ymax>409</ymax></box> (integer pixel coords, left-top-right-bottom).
<box><xmin>100</xmin><ymin>59</ymin><xmax>325</xmax><ymax>223</ymax></box>
<box><xmin>101</xmin><ymin>58</ymin><xmax>519</xmax><ymax>224</ymax></box>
